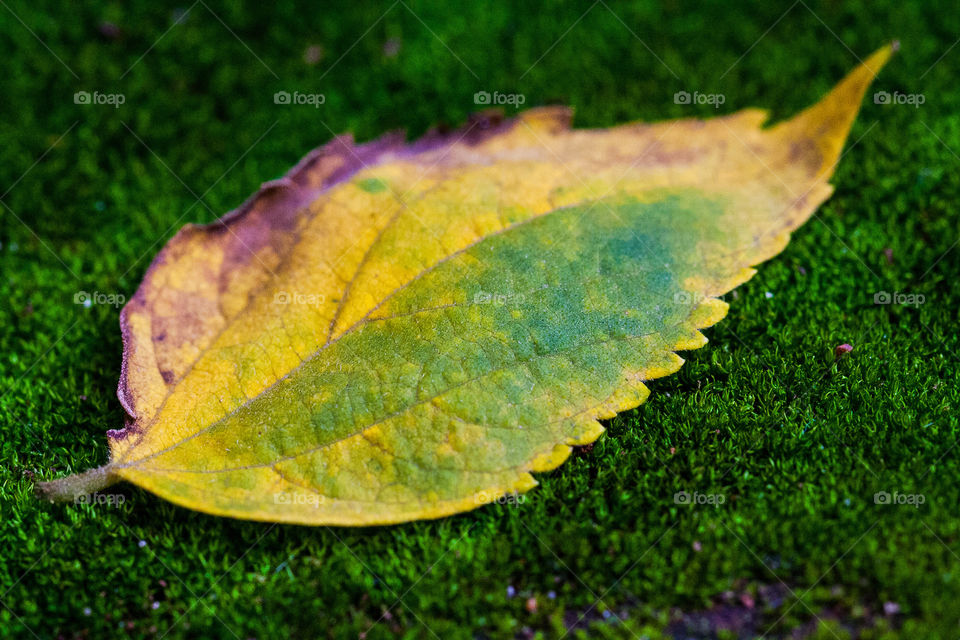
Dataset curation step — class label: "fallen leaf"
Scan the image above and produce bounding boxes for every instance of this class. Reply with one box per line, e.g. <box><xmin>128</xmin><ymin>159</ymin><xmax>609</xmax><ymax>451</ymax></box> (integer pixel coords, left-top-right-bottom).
<box><xmin>39</xmin><ymin>45</ymin><xmax>894</xmax><ymax>525</ymax></box>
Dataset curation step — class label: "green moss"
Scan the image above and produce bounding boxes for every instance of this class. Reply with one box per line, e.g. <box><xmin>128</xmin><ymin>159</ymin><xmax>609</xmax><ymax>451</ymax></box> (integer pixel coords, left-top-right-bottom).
<box><xmin>1</xmin><ymin>1</ymin><xmax>958</xmax><ymax>638</ymax></box>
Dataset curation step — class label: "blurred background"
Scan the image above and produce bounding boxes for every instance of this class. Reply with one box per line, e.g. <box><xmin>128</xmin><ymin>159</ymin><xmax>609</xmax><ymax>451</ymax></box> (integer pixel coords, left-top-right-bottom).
<box><xmin>1</xmin><ymin>1</ymin><xmax>958</xmax><ymax>638</ymax></box>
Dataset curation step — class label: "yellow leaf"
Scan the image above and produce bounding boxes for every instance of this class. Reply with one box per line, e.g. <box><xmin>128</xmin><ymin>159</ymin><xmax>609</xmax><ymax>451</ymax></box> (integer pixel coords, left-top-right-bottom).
<box><xmin>39</xmin><ymin>45</ymin><xmax>894</xmax><ymax>525</ymax></box>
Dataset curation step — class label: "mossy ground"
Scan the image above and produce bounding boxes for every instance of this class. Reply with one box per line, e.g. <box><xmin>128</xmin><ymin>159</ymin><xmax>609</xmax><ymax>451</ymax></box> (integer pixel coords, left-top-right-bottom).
<box><xmin>1</xmin><ymin>1</ymin><xmax>958</xmax><ymax>638</ymax></box>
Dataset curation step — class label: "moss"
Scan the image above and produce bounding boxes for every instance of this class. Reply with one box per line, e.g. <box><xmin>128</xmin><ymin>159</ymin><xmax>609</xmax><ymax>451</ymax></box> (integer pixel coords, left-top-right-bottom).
<box><xmin>1</xmin><ymin>1</ymin><xmax>958</xmax><ymax>638</ymax></box>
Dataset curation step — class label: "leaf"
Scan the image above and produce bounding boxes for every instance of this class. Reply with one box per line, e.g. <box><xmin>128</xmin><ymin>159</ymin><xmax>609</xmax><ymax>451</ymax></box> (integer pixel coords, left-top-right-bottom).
<box><xmin>40</xmin><ymin>45</ymin><xmax>893</xmax><ymax>525</ymax></box>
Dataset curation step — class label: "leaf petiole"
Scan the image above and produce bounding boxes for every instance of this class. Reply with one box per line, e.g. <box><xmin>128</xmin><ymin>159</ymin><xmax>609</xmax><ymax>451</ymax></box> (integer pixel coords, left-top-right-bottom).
<box><xmin>35</xmin><ymin>464</ymin><xmax>121</xmax><ymax>503</ymax></box>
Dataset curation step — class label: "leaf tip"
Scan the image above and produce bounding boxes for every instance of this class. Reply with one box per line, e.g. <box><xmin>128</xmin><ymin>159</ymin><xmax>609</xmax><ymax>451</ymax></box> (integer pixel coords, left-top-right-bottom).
<box><xmin>776</xmin><ymin>42</ymin><xmax>895</xmax><ymax>180</ymax></box>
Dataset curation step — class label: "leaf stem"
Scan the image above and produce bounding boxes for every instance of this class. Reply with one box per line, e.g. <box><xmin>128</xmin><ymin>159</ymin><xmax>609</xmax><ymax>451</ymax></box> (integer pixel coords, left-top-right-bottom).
<box><xmin>35</xmin><ymin>464</ymin><xmax>121</xmax><ymax>502</ymax></box>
